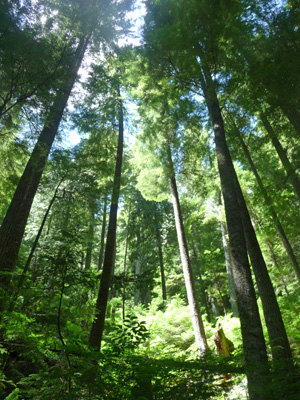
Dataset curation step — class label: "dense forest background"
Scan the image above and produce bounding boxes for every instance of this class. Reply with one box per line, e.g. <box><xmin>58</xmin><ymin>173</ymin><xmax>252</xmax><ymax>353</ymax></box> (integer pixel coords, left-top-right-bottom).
<box><xmin>1</xmin><ymin>0</ymin><xmax>300</xmax><ymax>399</ymax></box>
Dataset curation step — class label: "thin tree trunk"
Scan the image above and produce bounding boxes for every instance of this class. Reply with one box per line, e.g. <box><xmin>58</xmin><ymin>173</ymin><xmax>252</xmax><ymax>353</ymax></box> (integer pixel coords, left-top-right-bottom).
<box><xmin>218</xmin><ymin>201</ymin><xmax>239</xmax><ymax>318</ymax></box>
<box><xmin>190</xmin><ymin>238</ymin><xmax>211</xmax><ymax>322</ymax></box>
<box><xmin>134</xmin><ymin>223</ymin><xmax>141</xmax><ymax>306</ymax></box>
<box><xmin>84</xmin><ymin>199</ymin><xmax>96</xmax><ymax>271</ymax></box>
<box><xmin>238</xmin><ymin>133</ymin><xmax>300</xmax><ymax>282</ymax></box>
<box><xmin>154</xmin><ymin>204</ymin><xmax>167</xmax><ymax>301</ymax></box>
<box><xmin>7</xmin><ymin>178</ymin><xmax>64</xmax><ymax>312</ymax></box>
<box><xmin>88</xmin><ymin>90</ymin><xmax>124</xmax><ymax>351</ymax></box>
<box><xmin>122</xmin><ymin>202</ymin><xmax>131</xmax><ymax>321</ymax></box>
<box><xmin>279</xmin><ymin>100</ymin><xmax>300</xmax><ymax>137</ymax></box>
<box><xmin>197</xmin><ymin>49</ymin><xmax>270</xmax><ymax>399</ymax></box>
<box><xmin>0</xmin><ymin>35</ymin><xmax>89</xmax><ymax>308</ymax></box>
<box><xmin>260</xmin><ymin>111</ymin><xmax>300</xmax><ymax>201</ymax></box>
<box><xmin>97</xmin><ymin>193</ymin><xmax>108</xmax><ymax>271</ymax></box>
<box><xmin>267</xmin><ymin>241</ymin><xmax>290</xmax><ymax>297</ymax></box>
<box><xmin>247</xmin><ymin>201</ymin><xmax>291</xmax><ymax>296</ymax></box>
<box><xmin>166</xmin><ymin>143</ymin><xmax>208</xmax><ymax>356</ymax></box>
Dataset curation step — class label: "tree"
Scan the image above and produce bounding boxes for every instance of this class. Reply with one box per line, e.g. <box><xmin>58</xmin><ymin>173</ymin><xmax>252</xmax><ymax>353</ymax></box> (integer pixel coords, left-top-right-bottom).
<box><xmin>89</xmin><ymin>81</ymin><xmax>124</xmax><ymax>350</ymax></box>
<box><xmin>0</xmin><ymin>0</ymin><xmax>133</xmax><ymax>310</ymax></box>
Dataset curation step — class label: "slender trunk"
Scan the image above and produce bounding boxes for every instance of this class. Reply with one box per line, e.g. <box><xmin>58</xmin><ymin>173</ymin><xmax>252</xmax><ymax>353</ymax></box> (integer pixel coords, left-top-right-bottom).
<box><xmin>279</xmin><ymin>100</ymin><xmax>300</xmax><ymax>137</ymax></box>
<box><xmin>154</xmin><ymin>204</ymin><xmax>167</xmax><ymax>301</ymax></box>
<box><xmin>190</xmin><ymin>238</ymin><xmax>211</xmax><ymax>322</ymax></box>
<box><xmin>0</xmin><ymin>36</ymin><xmax>89</xmax><ymax>307</ymax></box>
<box><xmin>218</xmin><ymin>201</ymin><xmax>239</xmax><ymax>318</ymax></box>
<box><xmin>267</xmin><ymin>241</ymin><xmax>290</xmax><ymax>297</ymax></box>
<box><xmin>238</xmin><ymin>133</ymin><xmax>300</xmax><ymax>282</ymax></box>
<box><xmin>134</xmin><ymin>224</ymin><xmax>141</xmax><ymax>306</ymax></box>
<box><xmin>260</xmin><ymin>111</ymin><xmax>300</xmax><ymax>201</ymax></box>
<box><xmin>97</xmin><ymin>193</ymin><xmax>108</xmax><ymax>271</ymax></box>
<box><xmin>166</xmin><ymin>143</ymin><xmax>208</xmax><ymax>356</ymax></box>
<box><xmin>248</xmin><ymin>202</ymin><xmax>291</xmax><ymax>296</ymax></box>
<box><xmin>88</xmin><ymin>90</ymin><xmax>124</xmax><ymax>351</ymax></box>
<box><xmin>85</xmin><ymin>199</ymin><xmax>96</xmax><ymax>271</ymax></box>
<box><xmin>7</xmin><ymin>179</ymin><xmax>63</xmax><ymax>312</ymax></box>
<box><xmin>122</xmin><ymin>202</ymin><xmax>131</xmax><ymax>321</ymax></box>
<box><xmin>198</xmin><ymin>50</ymin><xmax>270</xmax><ymax>399</ymax></box>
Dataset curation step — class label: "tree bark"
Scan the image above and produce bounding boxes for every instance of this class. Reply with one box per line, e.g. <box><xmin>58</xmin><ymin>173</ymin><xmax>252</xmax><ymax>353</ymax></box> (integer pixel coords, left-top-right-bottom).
<box><xmin>88</xmin><ymin>90</ymin><xmax>124</xmax><ymax>351</ymax></box>
<box><xmin>238</xmin><ymin>133</ymin><xmax>300</xmax><ymax>282</ymax></box>
<box><xmin>84</xmin><ymin>198</ymin><xmax>96</xmax><ymax>271</ymax></box>
<box><xmin>122</xmin><ymin>202</ymin><xmax>131</xmax><ymax>321</ymax></box>
<box><xmin>218</xmin><ymin>201</ymin><xmax>239</xmax><ymax>318</ymax></box>
<box><xmin>134</xmin><ymin>214</ymin><xmax>142</xmax><ymax>306</ymax></box>
<box><xmin>260</xmin><ymin>111</ymin><xmax>300</xmax><ymax>201</ymax></box>
<box><xmin>230</xmin><ymin>136</ymin><xmax>293</xmax><ymax>363</ymax></box>
<box><xmin>97</xmin><ymin>193</ymin><xmax>108</xmax><ymax>271</ymax></box>
<box><xmin>279</xmin><ymin>100</ymin><xmax>300</xmax><ymax>137</ymax></box>
<box><xmin>0</xmin><ymin>35</ymin><xmax>89</xmax><ymax>309</ymax></box>
<box><xmin>197</xmin><ymin>50</ymin><xmax>270</xmax><ymax>399</ymax></box>
<box><xmin>166</xmin><ymin>143</ymin><xmax>208</xmax><ymax>356</ymax></box>
<box><xmin>190</xmin><ymin>238</ymin><xmax>211</xmax><ymax>322</ymax></box>
<box><xmin>7</xmin><ymin>178</ymin><xmax>64</xmax><ymax>312</ymax></box>
<box><xmin>154</xmin><ymin>204</ymin><xmax>167</xmax><ymax>301</ymax></box>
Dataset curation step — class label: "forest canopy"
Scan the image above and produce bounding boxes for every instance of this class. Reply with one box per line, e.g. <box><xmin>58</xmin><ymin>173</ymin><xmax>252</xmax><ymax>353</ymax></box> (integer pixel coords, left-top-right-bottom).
<box><xmin>0</xmin><ymin>0</ymin><xmax>300</xmax><ymax>399</ymax></box>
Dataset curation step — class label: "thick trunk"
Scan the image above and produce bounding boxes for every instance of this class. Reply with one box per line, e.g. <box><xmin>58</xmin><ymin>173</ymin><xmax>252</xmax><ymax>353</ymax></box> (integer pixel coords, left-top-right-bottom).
<box><xmin>198</xmin><ymin>52</ymin><xmax>270</xmax><ymax>398</ymax></box>
<box><xmin>230</xmin><ymin>137</ymin><xmax>293</xmax><ymax>363</ymax></box>
<box><xmin>154</xmin><ymin>204</ymin><xmax>167</xmax><ymax>301</ymax></box>
<box><xmin>88</xmin><ymin>92</ymin><xmax>123</xmax><ymax>351</ymax></box>
<box><xmin>218</xmin><ymin>202</ymin><xmax>239</xmax><ymax>318</ymax></box>
<box><xmin>97</xmin><ymin>194</ymin><xmax>108</xmax><ymax>271</ymax></box>
<box><xmin>167</xmin><ymin>144</ymin><xmax>208</xmax><ymax>356</ymax></box>
<box><xmin>0</xmin><ymin>36</ymin><xmax>89</xmax><ymax>306</ymax></box>
<box><xmin>238</xmin><ymin>134</ymin><xmax>300</xmax><ymax>282</ymax></box>
<box><xmin>260</xmin><ymin>111</ymin><xmax>300</xmax><ymax>201</ymax></box>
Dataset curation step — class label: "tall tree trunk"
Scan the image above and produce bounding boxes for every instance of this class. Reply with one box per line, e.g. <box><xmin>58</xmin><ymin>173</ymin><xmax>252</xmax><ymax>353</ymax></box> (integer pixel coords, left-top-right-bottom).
<box><xmin>0</xmin><ymin>35</ymin><xmax>89</xmax><ymax>308</ymax></box>
<box><xmin>84</xmin><ymin>198</ymin><xmax>96</xmax><ymax>271</ymax></box>
<box><xmin>190</xmin><ymin>238</ymin><xmax>211</xmax><ymax>322</ymax></box>
<box><xmin>218</xmin><ymin>201</ymin><xmax>239</xmax><ymax>318</ymax></box>
<box><xmin>7</xmin><ymin>178</ymin><xmax>64</xmax><ymax>312</ymax></box>
<box><xmin>238</xmin><ymin>133</ymin><xmax>300</xmax><ymax>282</ymax></box>
<box><xmin>88</xmin><ymin>91</ymin><xmax>124</xmax><ymax>351</ymax></box>
<box><xmin>260</xmin><ymin>111</ymin><xmax>300</xmax><ymax>201</ymax></box>
<box><xmin>154</xmin><ymin>204</ymin><xmax>167</xmax><ymax>301</ymax></box>
<box><xmin>134</xmin><ymin>223</ymin><xmax>142</xmax><ymax>306</ymax></box>
<box><xmin>247</xmin><ymin>201</ymin><xmax>291</xmax><ymax>296</ymax></box>
<box><xmin>267</xmin><ymin>241</ymin><xmax>290</xmax><ymax>297</ymax></box>
<box><xmin>197</xmin><ymin>50</ymin><xmax>270</xmax><ymax>399</ymax></box>
<box><xmin>97</xmin><ymin>193</ymin><xmax>108</xmax><ymax>271</ymax></box>
<box><xmin>122</xmin><ymin>202</ymin><xmax>131</xmax><ymax>321</ymax></box>
<box><xmin>230</xmin><ymin>138</ymin><xmax>293</xmax><ymax>363</ymax></box>
<box><xmin>166</xmin><ymin>143</ymin><xmax>208</xmax><ymax>356</ymax></box>
<box><xmin>279</xmin><ymin>100</ymin><xmax>300</xmax><ymax>137</ymax></box>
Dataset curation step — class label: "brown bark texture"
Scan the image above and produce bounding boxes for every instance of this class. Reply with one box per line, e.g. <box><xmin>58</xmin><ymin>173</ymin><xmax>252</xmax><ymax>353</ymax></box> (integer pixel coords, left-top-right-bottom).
<box><xmin>0</xmin><ymin>36</ymin><xmax>89</xmax><ymax>309</ymax></box>
<box><xmin>197</xmin><ymin>50</ymin><xmax>270</xmax><ymax>399</ymax></box>
<box><xmin>88</xmin><ymin>92</ymin><xmax>123</xmax><ymax>350</ymax></box>
<box><xmin>154</xmin><ymin>204</ymin><xmax>167</xmax><ymax>301</ymax></box>
<box><xmin>238</xmin><ymin>133</ymin><xmax>300</xmax><ymax>282</ymax></box>
<box><xmin>260</xmin><ymin>111</ymin><xmax>300</xmax><ymax>201</ymax></box>
<box><xmin>167</xmin><ymin>143</ymin><xmax>208</xmax><ymax>356</ymax></box>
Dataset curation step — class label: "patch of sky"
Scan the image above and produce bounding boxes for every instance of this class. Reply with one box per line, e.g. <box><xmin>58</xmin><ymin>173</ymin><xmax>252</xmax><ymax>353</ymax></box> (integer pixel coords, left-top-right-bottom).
<box><xmin>62</xmin><ymin>0</ymin><xmax>146</xmax><ymax>149</ymax></box>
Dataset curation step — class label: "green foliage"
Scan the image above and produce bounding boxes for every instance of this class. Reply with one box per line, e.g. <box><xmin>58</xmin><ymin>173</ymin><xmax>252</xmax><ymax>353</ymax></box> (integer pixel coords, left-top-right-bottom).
<box><xmin>104</xmin><ymin>315</ymin><xmax>149</xmax><ymax>353</ymax></box>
